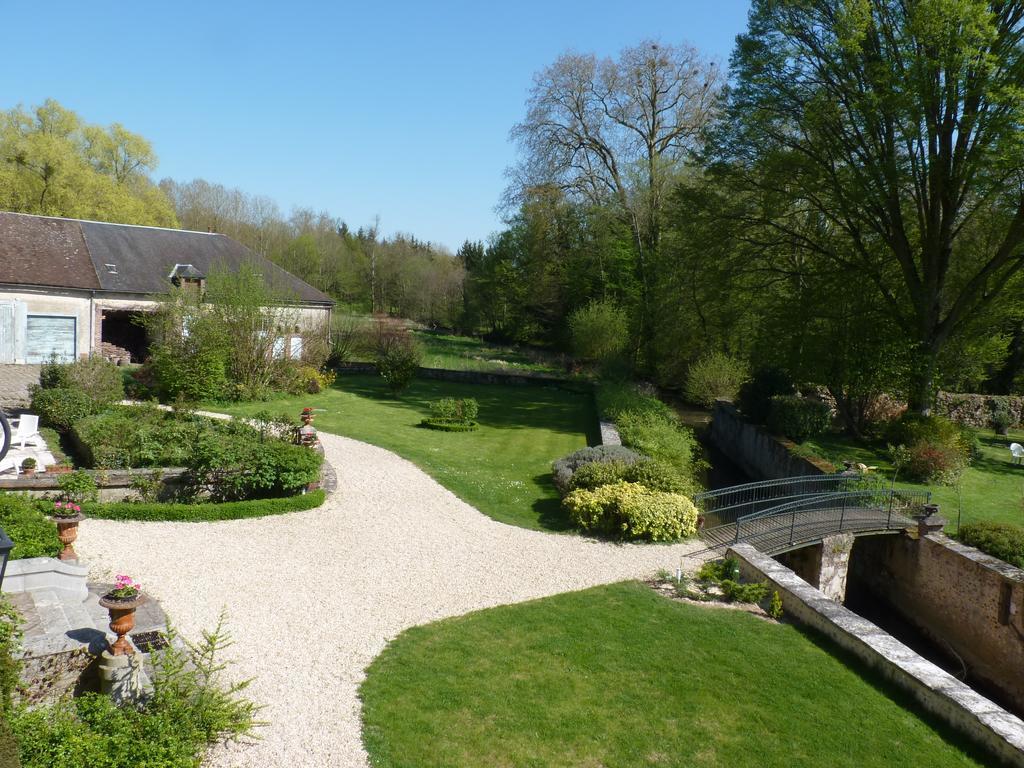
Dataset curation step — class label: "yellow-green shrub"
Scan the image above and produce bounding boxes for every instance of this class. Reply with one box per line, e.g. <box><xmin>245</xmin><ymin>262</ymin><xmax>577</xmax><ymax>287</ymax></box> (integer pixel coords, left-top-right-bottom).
<box><xmin>562</xmin><ymin>481</ymin><xmax>698</xmax><ymax>541</ymax></box>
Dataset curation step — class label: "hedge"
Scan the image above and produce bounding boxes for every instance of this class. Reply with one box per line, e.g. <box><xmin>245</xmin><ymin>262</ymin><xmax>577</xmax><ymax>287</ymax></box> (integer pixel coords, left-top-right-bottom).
<box><xmin>82</xmin><ymin>490</ymin><xmax>326</xmax><ymax>522</ymax></box>
<box><xmin>419</xmin><ymin>418</ymin><xmax>479</xmax><ymax>432</ymax></box>
<box><xmin>959</xmin><ymin>522</ymin><xmax>1024</xmax><ymax>568</ymax></box>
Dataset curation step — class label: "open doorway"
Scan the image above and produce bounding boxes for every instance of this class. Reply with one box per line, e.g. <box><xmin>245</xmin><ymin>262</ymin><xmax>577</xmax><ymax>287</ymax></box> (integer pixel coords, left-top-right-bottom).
<box><xmin>100</xmin><ymin>310</ymin><xmax>150</xmax><ymax>363</ymax></box>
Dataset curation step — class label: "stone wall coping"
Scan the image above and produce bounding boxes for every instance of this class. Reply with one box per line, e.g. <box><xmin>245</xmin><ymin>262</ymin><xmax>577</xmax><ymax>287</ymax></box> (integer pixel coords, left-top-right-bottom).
<box><xmin>927</xmin><ymin>533</ymin><xmax>1024</xmax><ymax>585</ymax></box>
<box><xmin>2</xmin><ymin>557</ymin><xmax>88</xmax><ymax>601</ymax></box>
<box><xmin>729</xmin><ymin>542</ymin><xmax>1024</xmax><ymax>766</ymax></box>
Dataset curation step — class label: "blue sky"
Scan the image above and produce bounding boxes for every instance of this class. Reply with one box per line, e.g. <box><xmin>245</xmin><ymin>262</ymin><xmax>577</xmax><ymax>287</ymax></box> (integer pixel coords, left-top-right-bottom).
<box><xmin>3</xmin><ymin>1</ymin><xmax>751</xmax><ymax>250</ymax></box>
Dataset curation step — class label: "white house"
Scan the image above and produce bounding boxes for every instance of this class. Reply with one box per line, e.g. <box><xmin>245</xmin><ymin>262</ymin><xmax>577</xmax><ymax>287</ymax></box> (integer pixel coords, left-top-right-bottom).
<box><xmin>0</xmin><ymin>211</ymin><xmax>334</xmax><ymax>364</ymax></box>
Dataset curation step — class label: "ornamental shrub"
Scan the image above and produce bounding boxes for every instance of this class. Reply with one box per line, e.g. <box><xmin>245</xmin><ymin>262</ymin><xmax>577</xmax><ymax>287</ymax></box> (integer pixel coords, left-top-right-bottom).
<box><xmin>562</xmin><ymin>481</ymin><xmax>698</xmax><ymax>541</ymax></box>
<box><xmin>885</xmin><ymin>414</ymin><xmax>978</xmax><ymax>484</ymax></box>
<box><xmin>569</xmin><ymin>457</ymin><xmax>694</xmax><ymax>495</ymax></box>
<box><xmin>684</xmin><ymin>351</ymin><xmax>749</xmax><ymax>407</ymax></box>
<box><xmin>187</xmin><ymin>424</ymin><xmax>322</xmax><ymax>501</ymax></box>
<box><xmin>29</xmin><ymin>386</ymin><xmax>95</xmax><ymax>431</ymax></box>
<box><xmin>766</xmin><ymin>395</ymin><xmax>832</xmax><ymax>442</ymax></box>
<box><xmin>64</xmin><ymin>356</ymin><xmax>125</xmax><ymax>409</ymax></box>
<box><xmin>429</xmin><ymin>398</ymin><xmax>479</xmax><ymax>423</ymax></box>
<box><xmin>551</xmin><ymin>445</ymin><xmax>642</xmax><ymax>495</ymax></box>
<box><xmin>148</xmin><ymin>342</ymin><xmax>228</xmax><ymax>402</ymax></box>
<box><xmin>738</xmin><ymin>367</ymin><xmax>797</xmax><ymax>423</ymax></box>
<box><xmin>991</xmin><ymin>405</ymin><xmax>1013</xmax><ymax>436</ymax></box>
<box><xmin>596</xmin><ymin>382</ymin><xmax>675</xmax><ymax>421</ymax></box>
<box><xmin>959</xmin><ymin>522</ymin><xmax>1024</xmax><ymax>568</ymax></box>
<box><xmin>278</xmin><ymin>364</ymin><xmax>336</xmax><ymax>395</ymax></box>
<box><xmin>57</xmin><ymin>470</ymin><xmax>98</xmax><ymax>504</ymax></box>
<box><xmin>720</xmin><ymin>579</ymin><xmax>770</xmax><ymax>604</ymax></box>
<box><xmin>615</xmin><ymin>409</ymin><xmax>700</xmax><ymax>478</ymax></box>
<box><xmin>0</xmin><ymin>494</ymin><xmax>59</xmax><ymax>560</ymax></box>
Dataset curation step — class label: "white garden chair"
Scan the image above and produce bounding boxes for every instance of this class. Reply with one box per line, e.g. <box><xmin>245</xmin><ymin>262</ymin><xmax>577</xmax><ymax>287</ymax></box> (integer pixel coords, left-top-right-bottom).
<box><xmin>1011</xmin><ymin>443</ymin><xmax>1024</xmax><ymax>465</ymax></box>
<box><xmin>11</xmin><ymin>414</ymin><xmax>41</xmax><ymax>449</ymax></box>
<box><xmin>0</xmin><ymin>457</ymin><xmax>17</xmax><ymax>476</ymax></box>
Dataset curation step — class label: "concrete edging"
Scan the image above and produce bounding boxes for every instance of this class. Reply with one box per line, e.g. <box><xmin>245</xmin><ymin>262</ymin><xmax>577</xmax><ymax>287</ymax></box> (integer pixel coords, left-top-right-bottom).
<box><xmin>728</xmin><ymin>542</ymin><xmax>1024</xmax><ymax>767</ymax></box>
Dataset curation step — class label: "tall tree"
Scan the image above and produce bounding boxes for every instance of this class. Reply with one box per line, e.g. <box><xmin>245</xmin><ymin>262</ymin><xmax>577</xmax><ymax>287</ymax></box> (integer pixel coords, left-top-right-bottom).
<box><xmin>725</xmin><ymin>0</ymin><xmax>1024</xmax><ymax>411</ymax></box>
<box><xmin>509</xmin><ymin>41</ymin><xmax>723</xmax><ymax>347</ymax></box>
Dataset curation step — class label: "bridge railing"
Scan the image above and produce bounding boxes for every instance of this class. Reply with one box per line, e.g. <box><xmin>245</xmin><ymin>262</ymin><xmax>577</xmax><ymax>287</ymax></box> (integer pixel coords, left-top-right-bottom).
<box><xmin>732</xmin><ymin>488</ymin><xmax>933</xmax><ymax>548</ymax></box>
<box><xmin>693</xmin><ymin>474</ymin><xmax>884</xmax><ymax>527</ymax></box>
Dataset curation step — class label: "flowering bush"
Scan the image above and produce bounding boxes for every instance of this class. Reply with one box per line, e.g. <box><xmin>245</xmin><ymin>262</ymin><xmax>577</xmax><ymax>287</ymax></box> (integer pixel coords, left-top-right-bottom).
<box><xmin>105</xmin><ymin>574</ymin><xmax>141</xmax><ymax>601</ymax></box>
<box><xmin>51</xmin><ymin>501</ymin><xmax>82</xmax><ymax>519</ymax></box>
<box><xmin>562</xmin><ymin>481</ymin><xmax>698</xmax><ymax>541</ymax></box>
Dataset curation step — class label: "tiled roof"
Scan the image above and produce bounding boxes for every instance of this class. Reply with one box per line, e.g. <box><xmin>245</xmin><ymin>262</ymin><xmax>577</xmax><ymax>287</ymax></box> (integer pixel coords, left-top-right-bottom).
<box><xmin>0</xmin><ymin>212</ymin><xmax>334</xmax><ymax>305</ymax></box>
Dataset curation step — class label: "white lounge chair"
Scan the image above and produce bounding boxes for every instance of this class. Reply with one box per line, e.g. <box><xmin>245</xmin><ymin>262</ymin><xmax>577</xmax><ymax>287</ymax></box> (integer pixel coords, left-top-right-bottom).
<box><xmin>10</xmin><ymin>414</ymin><xmax>41</xmax><ymax>449</ymax></box>
<box><xmin>1012</xmin><ymin>443</ymin><xmax>1024</xmax><ymax>465</ymax></box>
<box><xmin>0</xmin><ymin>457</ymin><xmax>18</xmax><ymax>476</ymax></box>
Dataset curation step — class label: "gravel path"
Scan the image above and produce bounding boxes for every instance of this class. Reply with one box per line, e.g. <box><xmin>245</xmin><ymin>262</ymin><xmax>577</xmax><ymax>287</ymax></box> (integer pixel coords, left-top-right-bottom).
<box><xmin>76</xmin><ymin>431</ymin><xmax>707</xmax><ymax>768</ymax></box>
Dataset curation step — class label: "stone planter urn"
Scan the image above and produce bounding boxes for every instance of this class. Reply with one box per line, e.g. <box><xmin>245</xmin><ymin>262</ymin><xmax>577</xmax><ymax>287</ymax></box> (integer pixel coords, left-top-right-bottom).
<box><xmin>301</xmin><ymin>408</ymin><xmax>315</xmax><ymax>426</ymax></box>
<box><xmin>98</xmin><ymin>593</ymin><xmax>147</xmax><ymax>656</ymax></box>
<box><xmin>49</xmin><ymin>512</ymin><xmax>85</xmax><ymax>561</ymax></box>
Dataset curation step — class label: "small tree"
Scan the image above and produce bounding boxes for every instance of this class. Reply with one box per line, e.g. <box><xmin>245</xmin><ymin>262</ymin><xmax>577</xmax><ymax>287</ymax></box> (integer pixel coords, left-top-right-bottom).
<box><xmin>371</xmin><ymin>321</ymin><xmax>422</xmax><ymax>393</ymax></box>
<box><xmin>684</xmin><ymin>352</ymin><xmax>749</xmax><ymax>407</ymax></box>
<box><xmin>569</xmin><ymin>300</ymin><xmax>629</xmax><ymax>366</ymax></box>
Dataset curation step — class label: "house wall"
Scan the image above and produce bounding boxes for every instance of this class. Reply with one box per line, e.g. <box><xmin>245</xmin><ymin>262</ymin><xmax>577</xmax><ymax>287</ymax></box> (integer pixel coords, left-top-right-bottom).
<box><xmin>0</xmin><ymin>287</ymin><xmax>93</xmax><ymax>363</ymax></box>
<box><xmin>0</xmin><ymin>287</ymin><xmax>331</xmax><ymax>364</ymax></box>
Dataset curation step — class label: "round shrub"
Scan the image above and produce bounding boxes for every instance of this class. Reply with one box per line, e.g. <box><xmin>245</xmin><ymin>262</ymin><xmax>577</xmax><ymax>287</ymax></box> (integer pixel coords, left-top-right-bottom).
<box><xmin>624</xmin><ymin>458</ymin><xmax>696</xmax><ymax>495</ymax></box>
<box><xmin>738</xmin><ymin>367</ymin><xmax>796</xmax><ymax>423</ymax></box>
<box><xmin>684</xmin><ymin>351</ymin><xmax>749</xmax><ymax>407</ymax></box>
<box><xmin>886</xmin><ymin>414</ymin><xmax>978</xmax><ymax>462</ymax></box>
<box><xmin>766</xmin><ymin>395</ymin><xmax>832</xmax><ymax>442</ymax></box>
<box><xmin>551</xmin><ymin>445</ymin><xmax>642</xmax><ymax>495</ymax></box>
<box><xmin>906</xmin><ymin>440</ymin><xmax>966</xmax><ymax>484</ymax></box>
<box><xmin>569</xmin><ymin>460</ymin><xmax>631</xmax><ymax>491</ymax></box>
<box><xmin>562</xmin><ymin>481</ymin><xmax>698</xmax><ymax>541</ymax></box>
<box><xmin>959</xmin><ymin>522</ymin><xmax>1024</xmax><ymax>568</ymax></box>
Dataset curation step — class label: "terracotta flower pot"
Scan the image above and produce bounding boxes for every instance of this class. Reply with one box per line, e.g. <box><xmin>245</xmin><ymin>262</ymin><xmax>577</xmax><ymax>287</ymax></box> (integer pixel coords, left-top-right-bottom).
<box><xmin>98</xmin><ymin>593</ymin><xmax>147</xmax><ymax>656</ymax></box>
<box><xmin>49</xmin><ymin>513</ymin><xmax>85</xmax><ymax>561</ymax></box>
<box><xmin>22</xmin><ymin>466</ymin><xmax>35</xmax><ymax>477</ymax></box>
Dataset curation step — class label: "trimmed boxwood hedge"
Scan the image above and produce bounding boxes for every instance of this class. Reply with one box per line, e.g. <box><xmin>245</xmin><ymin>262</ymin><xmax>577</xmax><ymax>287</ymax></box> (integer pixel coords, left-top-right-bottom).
<box><xmin>80</xmin><ymin>490</ymin><xmax>326</xmax><ymax>522</ymax></box>
<box><xmin>419</xmin><ymin>418</ymin><xmax>479</xmax><ymax>432</ymax></box>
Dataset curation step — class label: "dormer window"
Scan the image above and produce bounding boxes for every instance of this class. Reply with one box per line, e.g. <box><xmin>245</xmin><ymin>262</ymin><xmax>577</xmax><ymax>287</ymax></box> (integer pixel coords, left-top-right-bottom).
<box><xmin>169</xmin><ymin>263</ymin><xmax>206</xmax><ymax>298</ymax></box>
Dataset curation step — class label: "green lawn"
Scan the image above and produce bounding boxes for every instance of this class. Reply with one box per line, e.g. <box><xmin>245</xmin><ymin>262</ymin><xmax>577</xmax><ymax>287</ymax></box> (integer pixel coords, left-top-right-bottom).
<box><xmin>360</xmin><ymin>581</ymin><xmax>989</xmax><ymax>768</ymax></box>
<box><xmin>803</xmin><ymin>427</ymin><xmax>1024</xmax><ymax>530</ymax></box>
<box><xmin>206</xmin><ymin>374</ymin><xmax>596</xmax><ymax>530</ymax></box>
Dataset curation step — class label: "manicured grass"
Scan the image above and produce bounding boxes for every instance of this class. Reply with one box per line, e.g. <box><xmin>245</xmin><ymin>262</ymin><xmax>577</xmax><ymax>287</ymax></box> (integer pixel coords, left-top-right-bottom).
<box><xmin>412</xmin><ymin>331</ymin><xmax>565</xmax><ymax>376</ymax></box>
<box><xmin>360</xmin><ymin>581</ymin><xmax>989</xmax><ymax>768</ymax></box>
<box><xmin>206</xmin><ymin>374</ymin><xmax>596</xmax><ymax>530</ymax></box>
<box><xmin>803</xmin><ymin>427</ymin><xmax>1024</xmax><ymax>530</ymax></box>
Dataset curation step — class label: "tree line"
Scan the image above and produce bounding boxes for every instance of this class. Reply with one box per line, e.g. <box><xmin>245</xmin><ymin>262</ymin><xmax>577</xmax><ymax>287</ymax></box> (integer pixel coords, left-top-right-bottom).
<box><xmin>462</xmin><ymin>1</ymin><xmax>1024</xmax><ymax>415</ymax></box>
<box><xmin>0</xmin><ymin>100</ymin><xmax>464</xmax><ymax>328</ymax></box>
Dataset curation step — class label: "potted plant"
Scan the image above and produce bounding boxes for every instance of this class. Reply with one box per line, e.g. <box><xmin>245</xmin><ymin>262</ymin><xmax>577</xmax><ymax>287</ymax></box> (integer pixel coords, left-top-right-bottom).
<box><xmin>301</xmin><ymin>407</ymin><xmax>315</xmax><ymax>426</ymax></box>
<box><xmin>49</xmin><ymin>501</ymin><xmax>85</xmax><ymax>561</ymax></box>
<box><xmin>98</xmin><ymin>574</ymin><xmax>146</xmax><ymax>656</ymax></box>
<box><xmin>20</xmin><ymin>457</ymin><xmax>36</xmax><ymax>477</ymax></box>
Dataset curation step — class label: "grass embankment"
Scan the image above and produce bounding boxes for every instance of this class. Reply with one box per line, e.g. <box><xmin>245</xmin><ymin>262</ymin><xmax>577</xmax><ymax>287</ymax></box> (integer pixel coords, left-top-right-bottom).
<box><xmin>802</xmin><ymin>427</ymin><xmax>1024</xmax><ymax>530</ymax></box>
<box><xmin>207</xmin><ymin>374</ymin><xmax>596</xmax><ymax>531</ymax></box>
<box><xmin>360</xmin><ymin>581</ymin><xmax>989</xmax><ymax>768</ymax></box>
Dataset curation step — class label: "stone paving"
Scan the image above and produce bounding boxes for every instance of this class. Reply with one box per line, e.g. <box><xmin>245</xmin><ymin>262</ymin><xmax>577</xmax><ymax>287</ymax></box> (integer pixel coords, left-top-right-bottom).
<box><xmin>0</xmin><ymin>365</ymin><xmax>39</xmax><ymax>409</ymax></box>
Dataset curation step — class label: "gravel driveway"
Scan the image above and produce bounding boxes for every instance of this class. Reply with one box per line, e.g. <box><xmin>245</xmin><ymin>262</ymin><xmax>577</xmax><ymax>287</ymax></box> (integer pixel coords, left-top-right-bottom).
<box><xmin>76</xmin><ymin>431</ymin><xmax>707</xmax><ymax>768</ymax></box>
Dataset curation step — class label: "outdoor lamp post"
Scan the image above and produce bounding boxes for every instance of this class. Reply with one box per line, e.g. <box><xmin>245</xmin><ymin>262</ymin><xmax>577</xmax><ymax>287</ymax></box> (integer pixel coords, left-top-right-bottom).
<box><xmin>0</xmin><ymin>526</ymin><xmax>13</xmax><ymax>592</ymax></box>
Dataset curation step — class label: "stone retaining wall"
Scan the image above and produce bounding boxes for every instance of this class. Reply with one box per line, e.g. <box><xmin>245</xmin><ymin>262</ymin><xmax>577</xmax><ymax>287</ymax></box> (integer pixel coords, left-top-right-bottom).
<box><xmin>708</xmin><ymin>401</ymin><xmax>834</xmax><ymax>480</ymax></box>
<box><xmin>849</xmin><ymin>532</ymin><xmax>1024</xmax><ymax>715</ymax></box>
<box><xmin>0</xmin><ymin>467</ymin><xmax>187</xmax><ymax>502</ymax></box>
<box><xmin>335</xmin><ymin>361</ymin><xmax>580</xmax><ymax>389</ymax></box>
<box><xmin>729</xmin><ymin>542</ymin><xmax>1024</xmax><ymax>767</ymax></box>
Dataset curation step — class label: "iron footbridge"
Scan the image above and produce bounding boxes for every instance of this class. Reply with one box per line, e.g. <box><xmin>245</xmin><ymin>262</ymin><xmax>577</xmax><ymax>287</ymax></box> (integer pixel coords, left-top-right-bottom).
<box><xmin>694</xmin><ymin>475</ymin><xmax>932</xmax><ymax>556</ymax></box>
